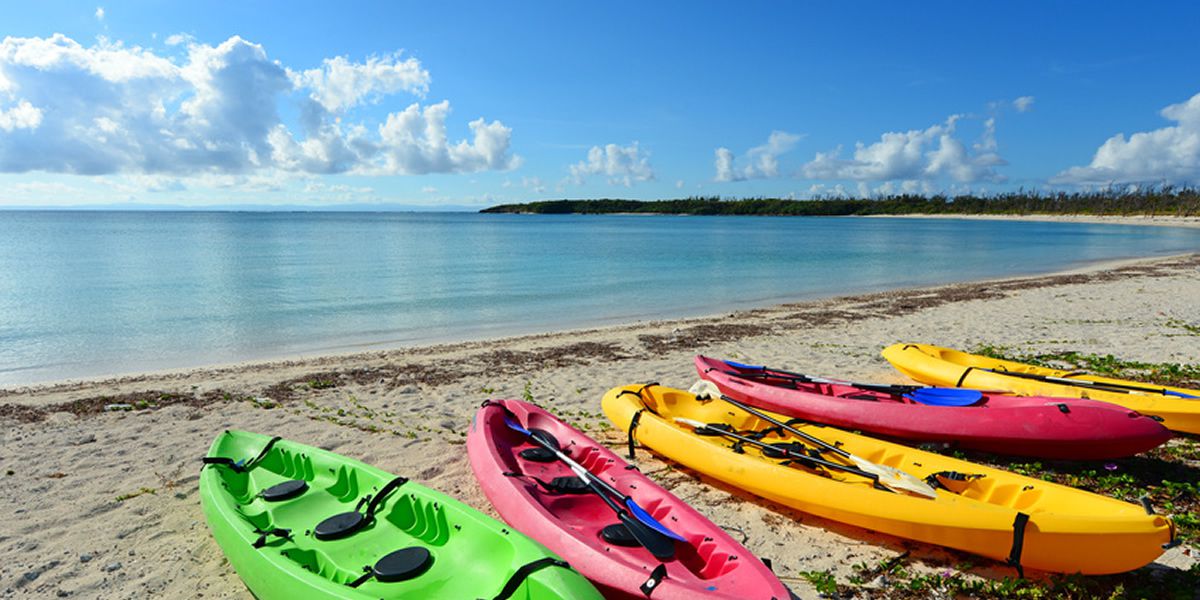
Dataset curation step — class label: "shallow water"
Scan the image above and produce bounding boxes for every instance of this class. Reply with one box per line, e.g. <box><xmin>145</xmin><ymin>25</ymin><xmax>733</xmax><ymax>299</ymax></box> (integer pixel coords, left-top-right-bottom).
<box><xmin>0</xmin><ymin>211</ymin><xmax>1196</xmax><ymax>385</ymax></box>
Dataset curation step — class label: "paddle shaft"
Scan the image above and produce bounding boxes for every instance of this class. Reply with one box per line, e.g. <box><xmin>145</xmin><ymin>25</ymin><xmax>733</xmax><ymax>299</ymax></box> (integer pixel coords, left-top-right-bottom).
<box><xmin>721</xmin><ymin>365</ymin><xmax>920</xmax><ymax>396</ymax></box>
<box><xmin>675</xmin><ymin>417</ymin><xmax>891</xmax><ymax>488</ymax></box>
<box><xmin>718</xmin><ymin>393</ymin><xmax>855</xmax><ymax>460</ymax></box>
<box><xmin>981</xmin><ymin>367</ymin><xmax>1197</xmax><ymax>398</ymax></box>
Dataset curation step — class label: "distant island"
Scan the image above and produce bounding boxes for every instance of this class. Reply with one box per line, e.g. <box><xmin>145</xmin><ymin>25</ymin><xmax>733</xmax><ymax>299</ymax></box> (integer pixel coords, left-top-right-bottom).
<box><xmin>481</xmin><ymin>189</ymin><xmax>1200</xmax><ymax>217</ymax></box>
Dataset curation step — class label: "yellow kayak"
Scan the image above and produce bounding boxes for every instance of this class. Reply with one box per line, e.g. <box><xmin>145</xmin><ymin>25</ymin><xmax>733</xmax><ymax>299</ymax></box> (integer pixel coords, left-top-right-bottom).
<box><xmin>882</xmin><ymin>343</ymin><xmax>1200</xmax><ymax>434</ymax></box>
<box><xmin>602</xmin><ymin>383</ymin><xmax>1175</xmax><ymax>575</ymax></box>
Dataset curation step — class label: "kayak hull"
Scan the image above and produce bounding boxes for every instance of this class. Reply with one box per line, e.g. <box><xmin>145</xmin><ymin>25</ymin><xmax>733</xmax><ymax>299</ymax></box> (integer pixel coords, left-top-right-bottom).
<box><xmin>603</xmin><ymin>384</ymin><xmax>1174</xmax><ymax>575</ymax></box>
<box><xmin>200</xmin><ymin>429</ymin><xmax>600</xmax><ymax>600</ymax></box>
<box><xmin>882</xmin><ymin>343</ymin><xmax>1200</xmax><ymax>435</ymax></box>
<box><xmin>696</xmin><ymin>355</ymin><xmax>1171</xmax><ymax>459</ymax></box>
<box><xmin>467</xmin><ymin>399</ymin><xmax>791</xmax><ymax>600</ymax></box>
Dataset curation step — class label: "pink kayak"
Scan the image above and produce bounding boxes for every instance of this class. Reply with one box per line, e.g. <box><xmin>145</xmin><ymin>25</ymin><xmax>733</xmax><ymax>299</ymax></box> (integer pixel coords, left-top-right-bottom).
<box><xmin>696</xmin><ymin>355</ymin><xmax>1171</xmax><ymax>460</ymax></box>
<box><xmin>467</xmin><ymin>399</ymin><xmax>792</xmax><ymax>600</ymax></box>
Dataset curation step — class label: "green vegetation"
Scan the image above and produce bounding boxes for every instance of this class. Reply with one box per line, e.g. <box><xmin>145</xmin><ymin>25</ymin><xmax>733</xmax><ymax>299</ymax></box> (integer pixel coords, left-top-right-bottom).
<box><xmin>973</xmin><ymin>345</ymin><xmax>1200</xmax><ymax>388</ymax></box>
<box><xmin>793</xmin><ymin>553</ymin><xmax>1200</xmax><ymax>599</ymax></box>
<box><xmin>481</xmin><ymin>188</ymin><xmax>1200</xmax><ymax>217</ymax></box>
<box><xmin>115</xmin><ymin>487</ymin><xmax>157</xmax><ymax>502</ymax></box>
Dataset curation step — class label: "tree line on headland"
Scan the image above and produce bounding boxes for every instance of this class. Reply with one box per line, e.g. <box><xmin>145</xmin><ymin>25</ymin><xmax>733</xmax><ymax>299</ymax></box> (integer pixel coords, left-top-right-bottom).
<box><xmin>480</xmin><ymin>188</ymin><xmax>1200</xmax><ymax>217</ymax></box>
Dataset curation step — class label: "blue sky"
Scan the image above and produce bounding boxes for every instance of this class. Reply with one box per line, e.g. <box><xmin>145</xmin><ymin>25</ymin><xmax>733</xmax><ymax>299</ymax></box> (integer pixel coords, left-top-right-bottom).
<box><xmin>2</xmin><ymin>1</ymin><xmax>1200</xmax><ymax>207</ymax></box>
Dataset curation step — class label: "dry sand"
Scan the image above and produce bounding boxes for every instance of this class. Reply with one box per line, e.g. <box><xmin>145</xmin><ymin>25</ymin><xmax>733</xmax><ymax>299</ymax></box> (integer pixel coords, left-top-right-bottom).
<box><xmin>2</xmin><ymin>253</ymin><xmax>1199</xmax><ymax>598</ymax></box>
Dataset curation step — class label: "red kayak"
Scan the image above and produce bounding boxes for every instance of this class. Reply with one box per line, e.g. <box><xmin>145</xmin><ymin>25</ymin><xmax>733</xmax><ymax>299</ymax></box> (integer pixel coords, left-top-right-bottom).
<box><xmin>696</xmin><ymin>355</ymin><xmax>1171</xmax><ymax>460</ymax></box>
<box><xmin>467</xmin><ymin>399</ymin><xmax>791</xmax><ymax>600</ymax></box>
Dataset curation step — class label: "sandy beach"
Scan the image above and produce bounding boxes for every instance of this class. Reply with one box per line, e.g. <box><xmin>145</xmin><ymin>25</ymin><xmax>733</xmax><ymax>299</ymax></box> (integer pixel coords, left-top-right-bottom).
<box><xmin>3</xmin><ymin>252</ymin><xmax>1199</xmax><ymax>598</ymax></box>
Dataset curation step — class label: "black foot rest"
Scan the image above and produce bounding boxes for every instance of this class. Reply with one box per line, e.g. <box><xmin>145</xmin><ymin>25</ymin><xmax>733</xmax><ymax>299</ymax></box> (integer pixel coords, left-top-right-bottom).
<box><xmin>518</xmin><ymin>428</ymin><xmax>564</xmax><ymax>462</ymax></box>
<box><xmin>546</xmin><ymin>476</ymin><xmax>590</xmax><ymax>495</ymax></box>
<box><xmin>600</xmin><ymin>522</ymin><xmax>639</xmax><ymax>547</ymax></box>
<box><xmin>348</xmin><ymin>547</ymin><xmax>433</xmax><ymax>587</ymax></box>
<box><xmin>260</xmin><ymin>479</ymin><xmax>308</xmax><ymax>502</ymax></box>
<box><xmin>518</xmin><ymin>447</ymin><xmax>558</xmax><ymax>462</ymax></box>
<box><xmin>314</xmin><ymin>476</ymin><xmax>408</xmax><ymax>541</ymax></box>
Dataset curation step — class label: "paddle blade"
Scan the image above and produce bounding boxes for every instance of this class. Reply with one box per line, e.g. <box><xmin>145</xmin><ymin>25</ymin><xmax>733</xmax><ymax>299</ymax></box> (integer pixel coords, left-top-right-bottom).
<box><xmin>625</xmin><ymin>498</ymin><xmax>687</xmax><ymax>542</ymax></box>
<box><xmin>1165</xmin><ymin>390</ymin><xmax>1199</xmax><ymax>399</ymax></box>
<box><xmin>905</xmin><ymin>388</ymin><xmax>983</xmax><ymax>406</ymax></box>
<box><xmin>848</xmin><ymin>456</ymin><xmax>937</xmax><ymax>498</ymax></box>
<box><xmin>723</xmin><ymin>359</ymin><xmax>764</xmax><ymax>371</ymax></box>
<box><xmin>688</xmin><ymin>380</ymin><xmax>723</xmax><ymax>400</ymax></box>
<box><xmin>500</xmin><ymin>412</ymin><xmax>531</xmax><ymax>436</ymax></box>
<box><xmin>620</xmin><ymin>510</ymin><xmax>677</xmax><ymax>559</ymax></box>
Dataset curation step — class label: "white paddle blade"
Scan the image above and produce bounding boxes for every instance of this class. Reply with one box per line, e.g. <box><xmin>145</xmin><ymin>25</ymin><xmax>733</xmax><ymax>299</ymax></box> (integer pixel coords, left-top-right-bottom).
<box><xmin>848</xmin><ymin>456</ymin><xmax>937</xmax><ymax>498</ymax></box>
<box><xmin>688</xmin><ymin>380</ymin><xmax>724</xmax><ymax>400</ymax></box>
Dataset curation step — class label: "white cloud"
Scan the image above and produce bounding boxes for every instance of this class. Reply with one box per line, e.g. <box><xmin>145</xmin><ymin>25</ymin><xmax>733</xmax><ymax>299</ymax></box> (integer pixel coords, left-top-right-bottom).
<box><xmin>0</xmin><ymin>33</ymin><xmax>518</xmax><ymax>179</ymax></box>
<box><xmin>675</xmin><ymin>179</ymin><xmax>684</xmax><ymax>189</ymax></box>
<box><xmin>165</xmin><ymin>33</ymin><xmax>194</xmax><ymax>47</ymax></box>
<box><xmin>421</xmin><ymin>185</ymin><xmax>437</xmax><ymax>193</ymax></box>
<box><xmin>521</xmin><ymin>176</ymin><xmax>545</xmax><ymax>193</ymax></box>
<box><xmin>714</xmin><ymin>130</ymin><xmax>802</xmax><ymax>181</ymax></box>
<box><xmin>1013</xmin><ymin>96</ymin><xmax>1035</xmax><ymax>112</ymax></box>
<box><xmin>0</xmin><ymin>100</ymin><xmax>42</xmax><ymax>131</ymax></box>
<box><xmin>291</xmin><ymin>52</ymin><xmax>429</xmax><ymax>112</ymax></box>
<box><xmin>569</xmin><ymin>141</ymin><xmax>654</xmax><ymax>186</ymax></box>
<box><xmin>1053</xmin><ymin>91</ymin><xmax>1200</xmax><ymax>185</ymax></box>
<box><xmin>801</xmin><ymin>115</ymin><xmax>1006</xmax><ymax>184</ymax></box>
<box><xmin>95</xmin><ymin>7</ymin><xmax>105</xmax><ymax>20</ymax></box>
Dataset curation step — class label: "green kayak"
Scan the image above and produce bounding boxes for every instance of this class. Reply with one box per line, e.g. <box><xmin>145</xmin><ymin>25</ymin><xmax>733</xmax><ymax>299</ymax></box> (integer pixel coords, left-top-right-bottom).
<box><xmin>200</xmin><ymin>430</ymin><xmax>601</xmax><ymax>599</ymax></box>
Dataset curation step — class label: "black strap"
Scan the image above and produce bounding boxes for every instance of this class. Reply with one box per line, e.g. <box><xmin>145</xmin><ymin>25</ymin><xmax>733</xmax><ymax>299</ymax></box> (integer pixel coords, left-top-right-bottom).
<box><xmin>490</xmin><ymin>557</ymin><xmax>571</xmax><ymax>600</ymax></box>
<box><xmin>1056</xmin><ymin>403</ymin><xmax>1070</xmax><ymax>414</ymax></box>
<box><xmin>924</xmin><ymin>471</ymin><xmax>986</xmax><ymax>490</ymax></box>
<box><xmin>619</xmin><ymin>382</ymin><xmax>659</xmax><ymax>398</ymax></box>
<box><xmin>251</xmin><ymin>527</ymin><xmax>291</xmax><ymax>549</ymax></box>
<box><xmin>503</xmin><ymin>472</ymin><xmax>590</xmax><ymax>495</ymax></box>
<box><xmin>639</xmin><ymin>563</ymin><xmax>668</xmax><ymax>597</ymax></box>
<box><xmin>1006</xmin><ymin>512</ymin><xmax>1030</xmax><ymax>578</ymax></box>
<box><xmin>364</xmin><ymin>476</ymin><xmax>409</xmax><ymax>520</ymax></box>
<box><xmin>627</xmin><ymin>408</ymin><xmax>647</xmax><ymax>459</ymax></box>
<box><xmin>348</xmin><ymin>566</ymin><xmax>374</xmax><ymax>588</ymax></box>
<box><xmin>201</xmin><ymin>435</ymin><xmax>282</xmax><ymax>473</ymax></box>
<box><xmin>954</xmin><ymin>367</ymin><xmax>976</xmax><ymax>388</ymax></box>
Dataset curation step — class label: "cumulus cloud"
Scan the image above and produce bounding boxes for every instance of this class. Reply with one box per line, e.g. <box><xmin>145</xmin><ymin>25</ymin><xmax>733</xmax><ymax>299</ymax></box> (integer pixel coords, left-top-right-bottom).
<box><xmin>801</xmin><ymin>115</ymin><xmax>1006</xmax><ymax>184</ymax></box>
<box><xmin>291</xmin><ymin>52</ymin><xmax>429</xmax><ymax>112</ymax></box>
<box><xmin>1053</xmin><ymin>92</ymin><xmax>1200</xmax><ymax>185</ymax></box>
<box><xmin>95</xmin><ymin>7</ymin><xmax>104</xmax><ymax>21</ymax></box>
<box><xmin>0</xmin><ymin>100</ymin><xmax>42</xmax><ymax>131</ymax></box>
<box><xmin>569</xmin><ymin>141</ymin><xmax>654</xmax><ymax>186</ymax></box>
<box><xmin>714</xmin><ymin>130</ymin><xmax>802</xmax><ymax>181</ymax></box>
<box><xmin>0</xmin><ymin>33</ymin><xmax>517</xmax><ymax>180</ymax></box>
<box><xmin>1013</xmin><ymin>96</ymin><xmax>1035</xmax><ymax>112</ymax></box>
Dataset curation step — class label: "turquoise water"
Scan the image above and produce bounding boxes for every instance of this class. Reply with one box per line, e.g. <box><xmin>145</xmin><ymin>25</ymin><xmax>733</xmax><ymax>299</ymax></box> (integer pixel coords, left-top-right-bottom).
<box><xmin>0</xmin><ymin>211</ymin><xmax>1196</xmax><ymax>386</ymax></box>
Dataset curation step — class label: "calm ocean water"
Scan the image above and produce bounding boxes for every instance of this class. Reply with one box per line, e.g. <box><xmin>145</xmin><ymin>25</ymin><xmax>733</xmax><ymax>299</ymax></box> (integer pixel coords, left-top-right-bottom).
<box><xmin>0</xmin><ymin>211</ymin><xmax>1196</xmax><ymax>385</ymax></box>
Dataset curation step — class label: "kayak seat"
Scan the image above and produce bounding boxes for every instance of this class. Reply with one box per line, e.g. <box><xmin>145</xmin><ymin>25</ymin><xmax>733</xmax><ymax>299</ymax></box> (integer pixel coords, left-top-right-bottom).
<box><xmin>600</xmin><ymin>523</ymin><xmax>640</xmax><ymax>547</ymax></box>
<box><xmin>313</xmin><ymin>476</ymin><xmax>409</xmax><ymax>541</ymax></box>
<box><xmin>348</xmin><ymin>547</ymin><xmax>434</xmax><ymax>587</ymax></box>
<box><xmin>260</xmin><ymin>479</ymin><xmax>308</xmax><ymax>502</ymax></box>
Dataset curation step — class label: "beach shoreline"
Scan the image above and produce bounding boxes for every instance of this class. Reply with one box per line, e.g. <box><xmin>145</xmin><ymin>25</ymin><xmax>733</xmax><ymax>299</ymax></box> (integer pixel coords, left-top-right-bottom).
<box><xmin>2</xmin><ymin>252</ymin><xmax>1199</xmax><ymax>598</ymax></box>
<box><xmin>858</xmin><ymin>212</ymin><xmax>1200</xmax><ymax>229</ymax></box>
<box><xmin>3</xmin><ymin>249</ymin><xmax>1196</xmax><ymax>396</ymax></box>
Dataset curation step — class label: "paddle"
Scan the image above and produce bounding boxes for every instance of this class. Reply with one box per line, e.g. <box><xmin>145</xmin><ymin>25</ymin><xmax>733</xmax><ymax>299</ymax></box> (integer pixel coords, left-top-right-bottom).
<box><xmin>689</xmin><ymin>381</ymin><xmax>936</xmax><ymax>498</ymax></box>
<box><xmin>979</xmin><ymin>367</ymin><xmax>1199</xmax><ymax>399</ymax></box>
<box><xmin>498</xmin><ymin>410</ymin><xmax>684</xmax><ymax>559</ymax></box>
<box><xmin>674</xmin><ymin>415</ymin><xmax>935</xmax><ymax>499</ymax></box>
<box><xmin>721</xmin><ymin>359</ymin><xmax>984</xmax><ymax>406</ymax></box>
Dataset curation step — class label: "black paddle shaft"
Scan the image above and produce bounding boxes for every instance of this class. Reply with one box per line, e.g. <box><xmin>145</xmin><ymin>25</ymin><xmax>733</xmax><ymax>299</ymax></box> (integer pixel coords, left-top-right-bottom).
<box><xmin>981</xmin><ymin>367</ymin><xmax>1184</xmax><ymax>397</ymax></box>
<box><xmin>724</xmin><ymin>367</ymin><xmax>920</xmax><ymax>396</ymax></box>
<box><xmin>688</xmin><ymin>420</ymin><xmax>889</xmax><ymax>491</ymax></box>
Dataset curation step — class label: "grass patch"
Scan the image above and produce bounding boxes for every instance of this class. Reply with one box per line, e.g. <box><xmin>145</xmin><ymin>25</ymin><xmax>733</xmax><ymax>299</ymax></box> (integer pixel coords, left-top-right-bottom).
<box><xmin>115</xmin><ymin>487</ymin><xmax>157</xmax><ymax>502</ymax></box>
<box><xmin>973</xmin><ymin>345</ymin><xmax>1200</xmax><ymax>388</ymax></box>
